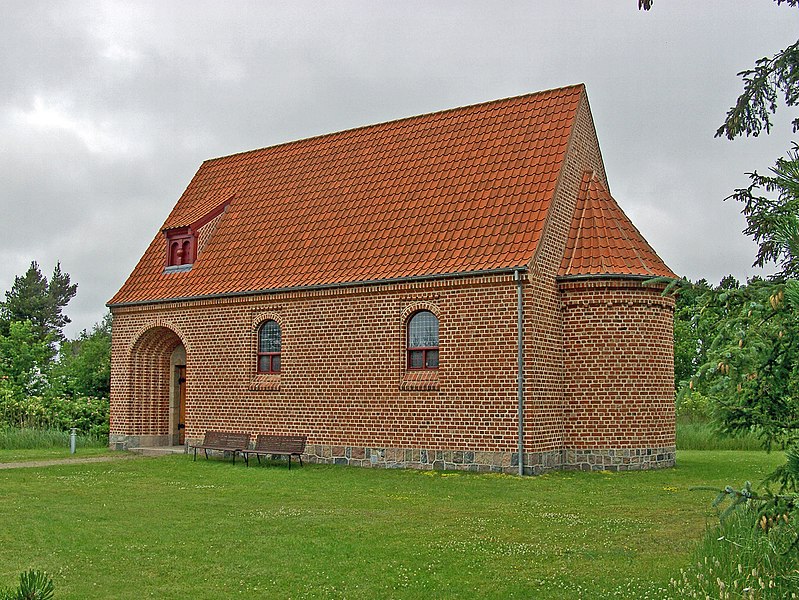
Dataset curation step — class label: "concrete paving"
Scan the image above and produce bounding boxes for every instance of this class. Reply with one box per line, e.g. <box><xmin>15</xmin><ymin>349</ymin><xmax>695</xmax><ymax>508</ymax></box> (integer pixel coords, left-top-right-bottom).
<box><xmin>0</xmin><ymin>454</ymin><xmax>142</xmax><ymax>470</ymax></box>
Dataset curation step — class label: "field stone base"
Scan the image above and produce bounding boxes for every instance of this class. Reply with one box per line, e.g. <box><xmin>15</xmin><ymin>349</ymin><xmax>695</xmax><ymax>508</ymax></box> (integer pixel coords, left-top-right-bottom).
<box><xmin>110</xmin><ymin>434</ymin><xmax>172</xmax><ymax>451</ymax></box>
<box><xmin>563</xmin><ymin>447</ymin><xmax>676</xmax><ymax>471</ymax></box>
<box><xmin>302</xmin><ymin>445</ymin><xmax>676</xmax><ymax>474</ymax></box>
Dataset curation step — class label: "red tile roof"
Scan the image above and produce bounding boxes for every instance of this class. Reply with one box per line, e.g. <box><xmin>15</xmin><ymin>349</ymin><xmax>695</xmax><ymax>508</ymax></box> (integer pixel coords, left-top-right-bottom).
<box><xmin>110</xmin><ymin>84</ymin><xmax>672</xmax><ymax>306</ymax></box>
<box><xmin>559</xmin><ymin>171</ymin><xmax>676</xmax><ymax>278</ymax></box>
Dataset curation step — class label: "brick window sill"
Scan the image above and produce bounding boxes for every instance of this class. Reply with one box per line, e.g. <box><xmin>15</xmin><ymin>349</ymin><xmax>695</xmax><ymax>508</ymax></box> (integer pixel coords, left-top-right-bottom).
<box><xmin>249</xmin><ymin>374</ymin><xmax>281</xmax><ymax>391</ymax></box>
<box><xmin>400</xmin><ymin>370</ymin><xmax>439</xmax><ymax>391</ymax></box>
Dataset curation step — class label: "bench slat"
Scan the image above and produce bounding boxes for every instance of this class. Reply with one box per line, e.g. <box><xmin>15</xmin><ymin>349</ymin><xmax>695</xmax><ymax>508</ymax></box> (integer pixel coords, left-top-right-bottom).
<box><xmin>242</xmin><ymin>434</ymin><xmax>307</xmax><ymax>469</ymax></box>
<box><xmin>189</xmin><ymin>430</ymin><xmax>250</xmax><ymax>464</ymax></box>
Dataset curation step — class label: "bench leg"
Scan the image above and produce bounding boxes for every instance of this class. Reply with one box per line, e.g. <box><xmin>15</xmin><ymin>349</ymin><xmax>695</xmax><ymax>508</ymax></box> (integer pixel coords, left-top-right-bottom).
<box><xmin>232</xmin><ymin>451</ymin><xmax>236</xmax><ymax>465</ymax></box>
<box><xmin>243</xmin><ymin>453</ymin><xmax>248</xmax><ymax>467</ymax></box>
<box><xmin>256</xmin><ymin>454</ymin><xmax>261</xmax><ymax>465</ymax></box>
<box><xmin>298</xmin><ymin>455</ymin><xmax>303</xmax><ymax>468</ymax></box>
<box><xmin>204</xmin><ymin>449</ymin><xmax>209</xmax><ymax>460</ymax></box>
<box><xmin>193</xmin><ymin>447</ymin><xmax>197</xmax><ymax>461</ymax></box>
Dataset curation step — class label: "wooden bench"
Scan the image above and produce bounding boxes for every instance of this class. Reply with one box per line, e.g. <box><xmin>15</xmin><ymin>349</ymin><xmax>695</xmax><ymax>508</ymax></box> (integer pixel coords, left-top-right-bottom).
<box><xmin>189</xmin><ymin>431</ymin><xmax>250</xmax><ymax>464</ymax></box>
<box><xmin>242</xmin><ymin>434</ymin><xmax>307</xmax><ymax>469</ymax></box>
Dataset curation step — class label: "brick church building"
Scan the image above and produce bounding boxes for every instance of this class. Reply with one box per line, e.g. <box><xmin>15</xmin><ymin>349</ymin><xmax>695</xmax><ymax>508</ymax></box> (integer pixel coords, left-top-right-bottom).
<box><xmin>108</xmin><ymin>84</ymin><xmax>677</xmax><ymax>474</ymax></box>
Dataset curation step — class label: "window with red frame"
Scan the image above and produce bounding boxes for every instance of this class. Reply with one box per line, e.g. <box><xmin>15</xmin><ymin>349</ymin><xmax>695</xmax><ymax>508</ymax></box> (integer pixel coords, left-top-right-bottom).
<box><xmin>407</xmin><ymin>310</ymin><xmax>439</xmax><ymax>370</ymax></box>
<box><xmin>257</xmin><ymin>320</ymin><xmax>281</xmax><ymax>373</ymax></box>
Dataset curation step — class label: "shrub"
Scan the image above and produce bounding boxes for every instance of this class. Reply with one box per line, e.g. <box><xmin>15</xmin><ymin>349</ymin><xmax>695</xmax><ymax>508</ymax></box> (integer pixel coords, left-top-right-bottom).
<box><xmin>0</xmin><ymin>395</ymin><xmax>109</xmax><ymax>437</ymax></box>
<box><xmin>0</xmin><ymin>569</ymin><xmax>54</xmax><ymax>600</ymax></box>
<box><xmin>675</xmin><ymin>390</ymin><xmax>713</xmax><ymax>423</ymax></box>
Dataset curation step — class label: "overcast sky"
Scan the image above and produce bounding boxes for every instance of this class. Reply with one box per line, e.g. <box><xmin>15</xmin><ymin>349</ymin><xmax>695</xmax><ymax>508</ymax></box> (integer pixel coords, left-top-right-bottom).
<box><xmin>2</xmin><ymin>1</ymin><xmax>798</xmax><ymax>338</ymax></box>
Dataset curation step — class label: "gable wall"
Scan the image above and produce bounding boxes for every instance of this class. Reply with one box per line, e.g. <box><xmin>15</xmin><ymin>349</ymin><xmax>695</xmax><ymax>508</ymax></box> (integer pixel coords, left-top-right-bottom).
<box><xmin>522</xmin><ymin>94</ymin><xmax>608</xmax><ymax>455</ymax></box>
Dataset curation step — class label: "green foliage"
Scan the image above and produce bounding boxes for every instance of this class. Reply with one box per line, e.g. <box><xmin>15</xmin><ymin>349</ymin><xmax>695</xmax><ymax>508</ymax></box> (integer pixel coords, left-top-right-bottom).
<box><xmin>673</xmin><ymin>274</ymin><xmax>799</xmax><ymax>486</ymax></box>
<box><xmin>689</xmin><ymin>279</ymin><xmax>799</xmax><ymax>459</ymax></box>
<box><xmin>0</xmin><ymin>570</ymin><xmax>54</xmax><ymax>600</ymax></box>
<box><xmin>50</xmin><ymin>314</ymin><xmax>111</xmax><ymax>399</ymax></box>
<box><xmin>0</xmin><ymin>263</ymin><xmax>110</xmax><ymax>438</ymax></box>
<box><xmin>0</xmin><ymin>321</ymin><xmax>53</xmax><ymax>398</ymax></box>
<box><xmin>0</xmin><ymin>396</ymin><xmax>109</xmax><ymax>437</ymax></box>
<box><xmin>675</xmin><ymin>390</ymin><xmax>712</xmax><ymax>422</ymax></box>
<box><xmin>730</xmin><ymin>145</ymin><xmax>799</xmax><ymax>278</ymax></box>
<box><xmin>671</xmin><ymin>506</ymin><xmax>799</xmax><ymax>599</ymax></box>
<box><xmin>1</xmin><ymin>262</ymin><xmax>77</xmax><ymax>343</ymax></box>
<box><xmin>716</xmin><ymin>39</ymin><xmax>799</xmax><ymax>140</ymax></box>
<box><xmin>673</xmin><ymin>278</ymin><xmax>714</xmax><ymax>386</ymax></box>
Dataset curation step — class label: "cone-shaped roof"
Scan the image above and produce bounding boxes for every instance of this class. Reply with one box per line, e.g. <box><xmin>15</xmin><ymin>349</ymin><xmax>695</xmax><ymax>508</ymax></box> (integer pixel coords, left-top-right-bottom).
<box><xmin>559</xmin><ymin>171</ymin><xmax>676</xmax><ymax>278</ymax></box>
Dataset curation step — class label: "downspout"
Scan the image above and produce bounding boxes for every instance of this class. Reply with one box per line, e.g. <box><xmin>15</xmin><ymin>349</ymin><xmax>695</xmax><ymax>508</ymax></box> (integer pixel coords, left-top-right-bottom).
<box><xmin>515</xmin><ymin>269</ymin><xmax>525</xmax><ymax>476</ymax></box>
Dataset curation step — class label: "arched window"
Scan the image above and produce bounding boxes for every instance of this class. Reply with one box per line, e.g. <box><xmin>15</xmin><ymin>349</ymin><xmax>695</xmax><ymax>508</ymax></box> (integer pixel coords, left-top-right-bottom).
<box><xmin>257</xmin><ymin>320</ymin><xmax>281</xmax><ymax>373</ymax></box>
<box><xmin>407</xmin><ymin>310</ymin><xmax>439</xmax><ymax>370</ymax></box>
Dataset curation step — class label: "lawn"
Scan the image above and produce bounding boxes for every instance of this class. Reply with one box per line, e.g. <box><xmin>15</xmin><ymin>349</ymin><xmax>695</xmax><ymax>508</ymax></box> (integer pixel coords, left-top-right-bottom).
<box><xmin>0</xmin><ymin>447</ymin><xmax>114</xmax><ymax>463</ymax></box>
<box><xmin>0</xmin><ymin>450</ymin><xmax>785</xmax><ymax>599</ymax></box>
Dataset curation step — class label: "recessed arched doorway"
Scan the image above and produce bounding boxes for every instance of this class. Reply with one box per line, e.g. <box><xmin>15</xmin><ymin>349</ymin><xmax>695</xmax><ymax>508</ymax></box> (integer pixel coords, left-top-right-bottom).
<box><xmin>124</xmin><ymin>326</ymin><xmax>187</xmax><ymax>448</ymax></box>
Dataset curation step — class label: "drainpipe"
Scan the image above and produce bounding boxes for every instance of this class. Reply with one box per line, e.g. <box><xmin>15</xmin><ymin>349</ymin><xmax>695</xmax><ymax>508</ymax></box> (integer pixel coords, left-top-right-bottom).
<box><xmin>515</xmin><ymin>269</ymin><xmax>525</xmax><ymax>476</ymax></box>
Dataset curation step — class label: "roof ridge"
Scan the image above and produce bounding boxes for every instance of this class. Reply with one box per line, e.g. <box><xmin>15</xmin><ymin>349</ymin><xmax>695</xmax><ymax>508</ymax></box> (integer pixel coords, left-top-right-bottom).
<box><xmin>592</xmin><ymin>178</ymin><xmax>656</xmax><ymax>275</ymax></box>
<box><xmin>590</xmin><ymin>175</ymin><xmax>612</xmax><ymax>274</ymax></box>
<box><xmin>203</xmin><ymin>83</ymin><xmax>586</xmax><ymax>165</ymax></box>
<box><xmin>563</xmin><ymin>171</ymin><xmax>593</xmax><ymax>275</ymax></box>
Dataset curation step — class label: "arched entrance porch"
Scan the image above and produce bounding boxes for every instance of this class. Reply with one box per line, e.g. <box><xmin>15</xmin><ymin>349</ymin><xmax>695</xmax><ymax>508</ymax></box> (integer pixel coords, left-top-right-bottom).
<box><xmin>119</xmin><ymin>325</ymin><xmax>187</xmax><ymax>449</ymax></box>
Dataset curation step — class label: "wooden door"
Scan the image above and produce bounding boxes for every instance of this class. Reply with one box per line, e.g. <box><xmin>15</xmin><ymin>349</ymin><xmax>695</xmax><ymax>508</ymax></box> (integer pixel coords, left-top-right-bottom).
<box><xmin>177</xmin><ymin>366</ymin><xmax>186</xmax><ymax>445</ymax></box>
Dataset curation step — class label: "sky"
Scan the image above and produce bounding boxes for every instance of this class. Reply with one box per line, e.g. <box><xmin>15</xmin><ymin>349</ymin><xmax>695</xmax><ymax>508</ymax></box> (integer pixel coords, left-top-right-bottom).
<box><xmin>1</xmin><ymin>1</ymin><xmax>798</xmax><ymax>338</ymax></box>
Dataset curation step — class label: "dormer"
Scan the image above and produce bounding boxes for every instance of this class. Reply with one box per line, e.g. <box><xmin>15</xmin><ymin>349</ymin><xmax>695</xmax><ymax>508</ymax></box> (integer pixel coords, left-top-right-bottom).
<box><xmin>163</xmin><ymin>198</ymin><xmax>231</xmax><ymax>273</ymax></box>
<box><xmin>164</xmin><ymin>226</ymin><xmax>196</xmax><ymax>271</ymax></box>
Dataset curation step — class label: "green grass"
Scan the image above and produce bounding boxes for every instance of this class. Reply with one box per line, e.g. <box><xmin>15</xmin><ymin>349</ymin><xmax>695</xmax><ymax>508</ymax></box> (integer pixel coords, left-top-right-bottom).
<box><xmin>0</xmin><ymin>446</ymin><xmax>114</xmax><ymax>463</ymax></box>
<box><xmin>0</xmin><ymin>450</ymin><xmax>785</xmax><ymax>599</ymax></box>
<box><xmin>0</xmin><ymin>426</ymin><xmax>108</xmax><ymax>451</ymax></box>
<box><xmin>673</xmin><ymin>506</ymin><xmax>799</xmax><ymax>598</ymax></box>
<box><xmin>676</xmin><ymin>420</ymin><xmax>764</xmax><ymax>451</ymax></box>
<box><xmin>0</xmin><ymin>426</ymin><xmax>110</xmax><ymax>463</ymax></box>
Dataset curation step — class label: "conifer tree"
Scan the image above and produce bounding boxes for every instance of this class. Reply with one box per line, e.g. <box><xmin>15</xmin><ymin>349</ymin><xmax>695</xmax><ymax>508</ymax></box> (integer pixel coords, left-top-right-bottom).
<box><xmin>1</xmin><ymin>261</ymin><xmax>77</xmax><ymax>342</ymax></box>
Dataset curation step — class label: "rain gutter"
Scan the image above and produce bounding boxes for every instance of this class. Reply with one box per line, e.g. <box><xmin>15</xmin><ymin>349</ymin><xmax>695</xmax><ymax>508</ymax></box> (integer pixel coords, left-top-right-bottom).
<box><xmin>108</xmin><ymin>266</ymin><xmax>529</xmax><ymax>308</ymax></box>
<box><xmin>514</xmin><ymin>269</ymin><xmax>525</xmax><ymax>476</ymax></box>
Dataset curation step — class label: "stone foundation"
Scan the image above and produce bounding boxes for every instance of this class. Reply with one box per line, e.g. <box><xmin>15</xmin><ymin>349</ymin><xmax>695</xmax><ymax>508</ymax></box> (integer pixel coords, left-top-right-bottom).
<box><xmin>300</xmin><ymin>444</ymin><xmax>675</xmax><ymax>474</ymax></box>
<box><xmin>563</xmin><ymin>447</ymin><xmax>676</xmax><ymax>471</ymax></box>
<box><xmin>113</xmin><ymin>437</ymin><xmax>675</xmax><ymax>474</ymax></box>
<box><xmin>110</xmin><ymin>433</ymin><xmax>172</xmax><ymax>451</ymax></box>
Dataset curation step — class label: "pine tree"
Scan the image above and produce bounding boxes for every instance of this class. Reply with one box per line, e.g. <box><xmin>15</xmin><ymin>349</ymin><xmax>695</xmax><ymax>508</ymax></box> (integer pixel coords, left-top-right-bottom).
<box><xmin>1</xmin><ymin>261</ymin><xmax>77</xmax><ymax>342</ymax></box>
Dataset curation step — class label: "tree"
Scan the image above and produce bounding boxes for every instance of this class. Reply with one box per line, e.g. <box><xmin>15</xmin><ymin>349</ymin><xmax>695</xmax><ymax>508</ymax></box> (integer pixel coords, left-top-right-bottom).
<box><xmin>50</xmin><ymin>313</ymin><xmax>112</xmax><ymax>399</ymax></box>
<box><xmin>673</xmin><ymin>278</ymin><xmax>712</xmax><ymax>387</ymax></box>
<box><xmin>1</xmin><ymin>261</ymin><xmax>77</xmax><ymax>342</ymax></box>
<box><xmin>730</xmin><ymin>145</ymin><xmax>799</xmax><ymax>278</ymax></box>
<box><xmin>0</xmin><ymin>320</ymin><xmax>53</xmax><ymax>398</ymax></box>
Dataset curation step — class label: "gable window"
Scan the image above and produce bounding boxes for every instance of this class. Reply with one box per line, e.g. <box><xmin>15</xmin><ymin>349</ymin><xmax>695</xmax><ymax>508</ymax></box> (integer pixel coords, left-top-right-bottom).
<box><xmin>164</xmin><ymin>227</ymin><xmax>196</xmax><ymax>268</ymax></box>
<box><xmin>257</xmin><ymin>320</ymin><xmax>281</xmax><ymax>373</ymax></box>
<box><xmin>407</xmin><ymin>310</ymin><xmax>439</xmax><ymax>370</ymax></box>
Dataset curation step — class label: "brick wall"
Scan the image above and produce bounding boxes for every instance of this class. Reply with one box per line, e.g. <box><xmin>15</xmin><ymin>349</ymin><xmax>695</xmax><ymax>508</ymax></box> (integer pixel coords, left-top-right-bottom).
<box><xmin>560</xmin><ymin>278</ymin><xmax>676</xmax><ymax>469</ymax></box>
<box><xmin>111</xmin><ymin>275</ymin><xmax>538</xmax><ymax>467</ymax></box>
